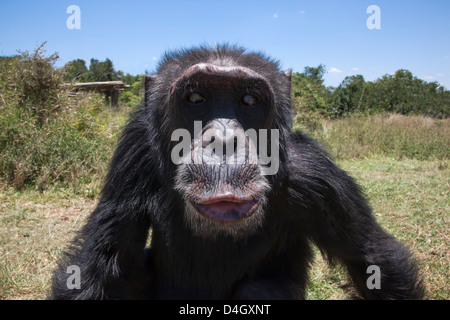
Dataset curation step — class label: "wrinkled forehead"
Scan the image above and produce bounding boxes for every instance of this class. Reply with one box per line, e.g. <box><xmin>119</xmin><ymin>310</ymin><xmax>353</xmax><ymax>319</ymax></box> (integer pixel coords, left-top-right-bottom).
<box><xmin>171</xmin><ymin>63</ymin><xmax>272</xmax><ymax>91</ymax></box>
<box><xmin>184</xmin><ymin>63</ymin><xmax>263</xmax><ymax>79</ymax></box>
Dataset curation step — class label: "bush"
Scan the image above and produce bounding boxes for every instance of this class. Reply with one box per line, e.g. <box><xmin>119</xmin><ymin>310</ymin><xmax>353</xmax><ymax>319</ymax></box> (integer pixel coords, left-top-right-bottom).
<box><xmin>119</xmin><ymin>75</ymin><xmax>145</xmax><ymax>107</ymax></box>
<box><xmin>0</xmin><ymin>92</ymin><xmax>126</xmax><ymax>193</ymax></box>
<box><xmin>12</xmin><ymin>43</ymin><xmax>67</xmax><ymax>127</ymax></box>
<box><xmin>0</xmin><ymin>44</ymin><xmax>129</xmax><ymax>194</ymax></box>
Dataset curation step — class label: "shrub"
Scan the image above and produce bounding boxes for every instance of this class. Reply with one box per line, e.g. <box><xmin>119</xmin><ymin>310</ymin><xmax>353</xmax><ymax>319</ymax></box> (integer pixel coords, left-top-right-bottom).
<box><xmin>0</xmin><ymin>44</ymin><xmax>129</xmax><ymax>194</ymax></box>
<box><xmin>12</xmin><ymin>42</ymin><xmax>67</xmax><ymax>127</ymax></box>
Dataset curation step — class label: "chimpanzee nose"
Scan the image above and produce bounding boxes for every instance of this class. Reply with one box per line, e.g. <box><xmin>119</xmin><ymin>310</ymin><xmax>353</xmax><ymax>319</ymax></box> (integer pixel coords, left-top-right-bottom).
<box><xmin>202</xmin><ymin>118</ymin><xmax>246</xmax><ymax>159</ymax></box>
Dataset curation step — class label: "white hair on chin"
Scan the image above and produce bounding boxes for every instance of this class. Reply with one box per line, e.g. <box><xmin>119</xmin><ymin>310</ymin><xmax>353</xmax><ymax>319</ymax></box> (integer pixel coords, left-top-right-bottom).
<box><xmin>174</xmin><ymin>164</ymin><xmax>271</xmax><ymax>240</ymax></box>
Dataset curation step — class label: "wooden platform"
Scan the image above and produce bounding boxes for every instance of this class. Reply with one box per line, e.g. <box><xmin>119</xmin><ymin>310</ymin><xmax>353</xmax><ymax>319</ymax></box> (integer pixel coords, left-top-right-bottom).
<box><xmin>65</xmin><ymin>81</ymin><xmax>130</xmax><ymax>108</ymax></box>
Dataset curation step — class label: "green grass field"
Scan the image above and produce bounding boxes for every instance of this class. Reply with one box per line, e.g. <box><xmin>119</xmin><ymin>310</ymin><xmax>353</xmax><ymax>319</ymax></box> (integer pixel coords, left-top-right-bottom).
<box><xmin>307</xmin><ymin>157</ymin><xmax>449</xmax><ymax>299</ymax></box>
<box><xmin>0</xmin><ymin>111</ymin><xmax>448</xmax><ymax>300</ymax></box>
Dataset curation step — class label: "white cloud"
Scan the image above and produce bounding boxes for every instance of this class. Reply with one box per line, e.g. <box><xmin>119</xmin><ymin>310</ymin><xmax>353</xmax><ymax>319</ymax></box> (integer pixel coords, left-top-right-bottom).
<box><xmin>352</xmin><ymin>67</ymin><xmax>359</xmax><ymax>71</ymax></box>
<box><xmin>437</xmin><ymin>73</ymin><xmax>445</xmax><ymax>77</ymax></box>
<box><xmin>423</xmin><ymin>76</ymin><xmax>435</xmax><ymax>80</ymax></box>
<box><xmin>329</xmin><ymin>67</ymin><xmax>342</xmax><ymax>73</ymax></box>
<box><xmin>299</xmin><ymin>10</ymin><xmax>306</xmax><ymax>14</ymax></box>
<box><xmin>152</xmin><ymin>57</ymin><xmax>158</xmax><ymax>61</ymax></box>
<box><xmin>273</xmin><ymin>13</ymin><xmax>278</xmax><ymax>19</ymax></box>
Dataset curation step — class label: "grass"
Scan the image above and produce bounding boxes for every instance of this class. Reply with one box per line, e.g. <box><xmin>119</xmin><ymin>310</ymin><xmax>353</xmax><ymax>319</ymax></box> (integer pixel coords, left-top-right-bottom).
<box><xmin>306</xmin><ymin>157</ymin><xmax>449</xmax><ymax>299</ymax></box>
<box><xmin>296</xmin><ymin>114</ymin><xmax>450</xmax><ymax>160</ymax></box>
<box><xmin>0</xmin><ymin>113</ymin><xmax>448</xmax><ymax>300</ymax></box>
<box><xmin>0</xmin><ymin>188</ymin><xmax>95</xmax><ymax>299</ymax></box>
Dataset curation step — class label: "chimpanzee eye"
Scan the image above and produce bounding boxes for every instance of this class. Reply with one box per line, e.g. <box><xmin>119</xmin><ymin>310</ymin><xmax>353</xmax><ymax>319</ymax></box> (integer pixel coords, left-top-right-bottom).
<box><xmin>188</xmin><ymin>92</ymin><xmax>206</xmax><ymax>103</ymax></box>
<box><xmin>242</xmin><ymin>94</ymin><xmax>258</xmax><ymax>106</ymax></box>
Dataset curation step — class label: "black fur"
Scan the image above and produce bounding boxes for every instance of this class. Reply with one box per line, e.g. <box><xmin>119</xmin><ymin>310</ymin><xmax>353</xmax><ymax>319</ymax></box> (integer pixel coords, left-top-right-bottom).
<box><xmin>50</xmin><ymin>45</ymin><xmax>425</xmax><ymax>300</ymax></box>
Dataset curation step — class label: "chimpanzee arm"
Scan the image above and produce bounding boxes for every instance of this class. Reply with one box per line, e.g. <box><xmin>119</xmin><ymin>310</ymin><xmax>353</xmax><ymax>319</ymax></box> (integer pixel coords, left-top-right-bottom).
<box><xmin>50</xmin><ymin>111</ymin><xmax>159</xmax><ymax>299</ymax></box>
<box><xmin>286</xmin><ymin>131</ymin><xmax>425</xmax><ymax>299</ymax></box>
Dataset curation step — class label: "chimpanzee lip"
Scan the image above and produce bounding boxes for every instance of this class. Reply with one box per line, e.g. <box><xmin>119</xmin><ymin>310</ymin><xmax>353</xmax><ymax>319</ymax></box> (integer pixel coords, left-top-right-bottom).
<box><xmin>190</xmin><ymin>195</ymin><xmax>261</xmax><ymax>225</ymax></box>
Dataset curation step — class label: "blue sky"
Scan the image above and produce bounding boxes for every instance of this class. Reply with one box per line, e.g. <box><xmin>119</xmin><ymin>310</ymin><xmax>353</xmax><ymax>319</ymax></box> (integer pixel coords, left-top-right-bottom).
<box><xmin>0</xmin><ymin>0</ymin><xmax>449</xmax><ymax>88</ymax></box>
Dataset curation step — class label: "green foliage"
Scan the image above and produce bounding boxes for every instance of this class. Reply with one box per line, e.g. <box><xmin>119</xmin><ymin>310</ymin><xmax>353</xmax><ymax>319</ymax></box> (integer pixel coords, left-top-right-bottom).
<box><xmin>292</xmin><ymin>65</ymin><xmax>449</xmax><ymax>123</ymax></box>
<box><xmin>88</xmin><ymin>58</ymin><xmax>115</xmax><ymax>81</ymax></box>
<box><xmin>329</xmin><ymin>75</ymin><xmax>366</xmax><ymax>116</ymax></box>
<box><xmin>303</xmin><ymin>64</ymin><xmax>327</xmax><ymax>85</ymax></box>
<box><xmin>0</xmin><ymin>43</ymin><xmax>128</xmax><ymax>192</ymax></box>
<box><xmin>0</xmin><ymin>55</ymin><xmax>20</xmax><ymax>106</ymax></box>
<box><xmin>291</xmin><ymin>65</ymin><xmax>332</xmax><ymax>129</ymax></box>
<box><xmin>3</xmin><ymin>43</ymin><xmax>66</xmax><ymax>127</ymax></box>
<box><xmin>63</xmin><ymin>58</ymin><xmax>115</xmax><ymax>82</ymax></box>
<box><xmin>362</xmin><ymin>70</ymin><xmax>449</xmax><ymax>117</ymax></box>
<box><xmin>0</xmin><ymin>91</ymin><xmax>125</xmax><ymax>192</ymax></box>
<box><xmin>118</xmin><ymin>74</ymin><xmax>145</xmax><ymax>107</ymax></box>
<box><xmin>63</xmin><ymin>59</ymin><xmax>90</xmax><ymax>82</ymax></box>
<box><xmin>326</xmin><ymin>69</ymin><xmax>449</xmax><ymax>118</ymax></box>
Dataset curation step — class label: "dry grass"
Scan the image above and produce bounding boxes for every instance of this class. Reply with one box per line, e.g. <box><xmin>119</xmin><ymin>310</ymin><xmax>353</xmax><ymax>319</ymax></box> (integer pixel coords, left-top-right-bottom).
<box><xmin>305</xmin><ymin>114</ymin><xmax>450</xmax><ymax>160</ymax></box>
<box><xmin>307</xmin><ymin>157</ymin><xmax>449</xmax><ymax>299</ymax></box>
<box><xmin>0</xmin><ymin>157</ymin><xmax>448</xmax><ymax>300</ymax></box>
<box><xmin>0</xmin><ymin>188</ymin><xmax>93</xmax><ymax>299</ymax></box>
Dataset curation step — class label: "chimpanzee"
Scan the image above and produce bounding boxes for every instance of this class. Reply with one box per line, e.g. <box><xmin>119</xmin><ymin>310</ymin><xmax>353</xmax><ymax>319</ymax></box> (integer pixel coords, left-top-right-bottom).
<box><xmin>50</xmin><ymin>45</ymin><xmax>425</xmax><ymax>300</ymax></box>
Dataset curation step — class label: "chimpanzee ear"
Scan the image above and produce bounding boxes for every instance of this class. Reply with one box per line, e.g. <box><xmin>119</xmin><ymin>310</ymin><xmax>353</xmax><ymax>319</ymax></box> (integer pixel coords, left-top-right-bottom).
<box><xmin>145</xmin><ymin>75</ymin><xmax>156</xmax><ymax>106</ymax></box>
<box><xmin>283</xmin><ymin>69</ymin><xmax>292</xmax><ymax>82</ymax></box>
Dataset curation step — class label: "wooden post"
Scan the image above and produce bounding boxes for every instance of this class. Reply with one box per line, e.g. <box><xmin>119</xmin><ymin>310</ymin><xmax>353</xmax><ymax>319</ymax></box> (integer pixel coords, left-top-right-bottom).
<box><xmin>111</xmin><ymin>89</ymin><xmax>119</xmax><ymax>108</ymax></box>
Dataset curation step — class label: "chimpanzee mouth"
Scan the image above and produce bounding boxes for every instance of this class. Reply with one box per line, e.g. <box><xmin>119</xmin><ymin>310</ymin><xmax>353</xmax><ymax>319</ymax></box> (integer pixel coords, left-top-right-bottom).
<box><xmin>190</xmin><ymin>196</ymin><xmax>261</xmax><ymax>225</ymax></box>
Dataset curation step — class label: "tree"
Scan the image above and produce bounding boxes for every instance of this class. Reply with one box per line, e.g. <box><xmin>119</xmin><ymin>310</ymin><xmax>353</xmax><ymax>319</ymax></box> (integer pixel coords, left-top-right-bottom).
<box><xmin>63</xmin><ymin>59</ymin><xmax>89</xmax><ymax>82</ymax></box>
<box><xmin>291</xmin><ymin>64</ymin><xmax>331</xmax><ymax>115</ymax></box>
<box><xmin>330</xmin><ymin>75</ymin><xmax>366</xmax><ymax>116</ymax></box>
<box><xmin>365</xmin><ymin>69</ymin><xmax>449</xmax><ymax>117</ymax></box>
<box><xmin>303</xmin><ymin>64</ymin><xmax>327</xmax><ymax>85</ymax></box>
<box><xmin>88</xmin><ymin>58</ymin><xmax>116</xmax><ymax>81</ymax></box>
